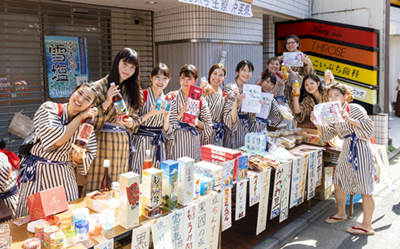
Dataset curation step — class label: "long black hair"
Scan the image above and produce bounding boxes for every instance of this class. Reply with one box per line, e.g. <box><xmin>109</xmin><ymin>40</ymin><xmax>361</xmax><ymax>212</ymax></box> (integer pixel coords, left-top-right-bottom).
<box><xmin>300</xmin><ymin>74</ymin><xmax>324</xmax><ymax>103</ymax></box>
<box><xmin>108</xmin><ymin>48</ymin><xmax>142</xmax><ymax>110</ymax></box>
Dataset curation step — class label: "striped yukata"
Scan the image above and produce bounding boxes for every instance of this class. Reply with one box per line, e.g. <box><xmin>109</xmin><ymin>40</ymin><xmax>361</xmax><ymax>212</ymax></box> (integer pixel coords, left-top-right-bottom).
<box><xmin>249</xmin><ymin>91</ymin><xmax>284</xmax><ymax>133</ymax></box>
<box><xmin>320</xmin><ymin>102</ymin><xmax>375</xmax><ymax>195</ymax></box>
<box><xmin>166</xmin><ymin>88</ymin><xmax>212</xmax><ymax>161</ymax></box>
<box><xmin>82</xmin><ymin>76</ymin><xmax>141</xmax><ymax>196</ymax></box>
<box><xmin>15</xmin><ymin>102</ymin><xmax>97</xmax><ymax>218</ymax></box>
<box><xmin>132</xmin><ymin>88</ymin><xmax>178</xmax><ymax>177</ymax></box>
<box><xmin>222</xmin><ymin>80</ymin><xmax>255</xmax><ymax>149</ymax></box>
<box><xmin>201</xmin><ymin>89</ymin><xmax>238</xmax><ymax>146</ymax></box>
<box><xmin>0</xmin><ymin>153</ymin><xmax>19</xmax><ymax>218</ymax></box>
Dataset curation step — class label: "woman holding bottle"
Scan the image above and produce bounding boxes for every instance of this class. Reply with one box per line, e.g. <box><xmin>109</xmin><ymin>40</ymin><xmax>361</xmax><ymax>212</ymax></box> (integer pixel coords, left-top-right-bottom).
<box><xmin>83</xmin><ymin>48</ymin><xmax>141</xmax><ymax>195</ymax></box>
<box><xmin>167</xmin><ymin>64</ymin><xmax>212</xmax><ymax>161</ymax></box>
<box><xmin>201</xmin><ymin>63</ymin><xmax>238</xmax><ymax>146</ymax></box>
<box><xmin>132</xmin><ymin>63</ymin><xmax>177</xmax><ymax>177</ymax></box>
<box><xmin>15</xmin><ymin>82</ymin><xmax>98</xmax><ymax>218</ymax></box>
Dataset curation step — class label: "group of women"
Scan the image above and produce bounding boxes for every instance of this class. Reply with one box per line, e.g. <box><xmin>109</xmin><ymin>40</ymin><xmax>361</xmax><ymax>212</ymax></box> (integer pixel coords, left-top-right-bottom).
<box><xmin>0</xmin><ymin>34</ymin><xmax>376</xmax><ymax>236</ymax></box>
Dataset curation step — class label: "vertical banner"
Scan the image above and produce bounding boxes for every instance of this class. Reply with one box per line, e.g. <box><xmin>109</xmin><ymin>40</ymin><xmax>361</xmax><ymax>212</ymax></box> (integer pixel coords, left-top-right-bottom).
<box><xmin>298</xmin><ymin>154</ymin><xmax>309</xmax><ymax>205</ymax></box>
<box><xmin>289</xmin><ymin>157</ymin><xmax>301</xmax><ymax>209</ymax></box>
<box><xmin>235</xmin><ymin>180</ymin><xmax>247</xmax><ymax>221</ymax></box>
<box><xmin>249</xmin><ymin>172</ymin><xmax>262</xmax><ymax>206</ymax></box>
<box><xmin>279</xmin><ymin>161</ymin><xmax>292</xmax><ymax>223</ymax></box>
<box><xmin>256</xmin><ymin>169</ymin><xmax>271</xmax><ymax>235</ymax></box>
<box><xmin>169</xmin><ymin>209</ymin><xmax>184</xmax><ymax>249</ymax></box>
<box><xmin>307</xmin><ymin>151</ymin><xmax>316</xmax><ymax>201</ymax></box>
<box><xmin>151</xmin><ymin>216</ymin><xmax>174</xmax><ymax>249</ymax></box>
<box><xmin>208</xmin><ymin>193</ymin><xmax>222</xmax><ymax>249</ymax></box>
<box><xmin>271</xmin><ymin>164</ymin><xmax>285</xmax><ymax>220</ymax></box>
<box><xmin>178</xmin><ymin>0</ymin><xmax>253</xmax><ymax>18</ymax></box>
<box><xmin>44</xmin><ymin>35</ymin><xmax>89</xmax><ymax>98</ymax></box>
<box><xmin>373</xmin><ymin>145</ymin><xmax>397</xmax><ymax>197</ymax></box>
<box><xmin>316</xmin><ymin>149</ymin><xmax>323</xmax><ymax>187</ymax></box>
<box><xmin>131</xmin><ymin>225</ymin><xmax>151</xmax><ymax>249</ymax></box>
<box><xmin>221</xmin><ymin>188</ymin><xmax>232</xmax><ymax>231</ymax></box>
<box><xmin>196</xmin><ymin>196</ymin><xmax>210</xmax><ymax>249</ymax></box>
<box><xmin>183</xmin><ymin>203</ymin><xmax>197</xmax><ymax>249</ymax></box>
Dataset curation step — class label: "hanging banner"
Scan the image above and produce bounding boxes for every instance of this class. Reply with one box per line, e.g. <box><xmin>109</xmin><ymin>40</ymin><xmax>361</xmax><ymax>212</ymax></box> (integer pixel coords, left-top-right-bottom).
<box><xmin>44</xmin><ymin>35</ymin><xmax>89</xmax><ymax>98</ymax></box>
<box><xmin>279</xmin><ymin>161</ymin><xmax>292</xmax><ymax>223</ymax></box>
<box><xmin>271</xmin><ymin>164</ymin><xmax>285</xmax><ymax>220</ymax></box>
<box><xmin>183</xmin><ymin>203</ymin><xmax>197</xmax><ymax>249</ymax></box>
<box><xmin>289</xmin><ymin>157</ymin><xmax>301</xmax><ymax>209</ymax></box>
<box><xmin>256</xmin><ymin>169</ymin><xmax>271</xmax><ymax>235</ymax></box>
<box><xmin>221</xmin><ymin>188</ymin><xmax>232</xmax><ymax>231</ymax></box>
<box><xmin>151</xmin><ymin>216</ymin><xmax>174</xmax><ymax>249</ymax></box>
<box><xmin>178</xmin><ymin>0</ymin><xmax>253</xmax><ymax>18</ymax></box>
<box><xmin>131</xmin><ymin>224</ymin><xmax>151</xmax><ymax>249</ymax></box>
<box><xmin>249</xmin><ymin>172</ymin><xmax>262</xmax><ymax>207</ymax></box>
<box><xmin>298</xmin><ymin>154</ymin><xmax>309</xmax><ymax>205</ymax></box>
<box><xmin>316</xmin><ymin>149</ymin><xmax>323</xmax><ymax>187</ymax></box>
<box><xmin>307</xmin><ymin>151</ymin><xmax>316</xmax><ymax>201</ymax></box>
<box><xmin>169</xmin><ymin>209</ymin><xmax>184</xmax><ymax>249</ymax></box>
<box><xmin>207</xmin><ymin>193</ymin><xmax>222</xmax><ymax>249</ymax></box>
<box><xmin>373</xmin><ymin>145</ymin><xmax>397</xmax><ymax>197</ymax></box>
<box><xmin>235</xmin><ymin>180</ymin><xmax>247</xmax><ymax>221</ymax></box>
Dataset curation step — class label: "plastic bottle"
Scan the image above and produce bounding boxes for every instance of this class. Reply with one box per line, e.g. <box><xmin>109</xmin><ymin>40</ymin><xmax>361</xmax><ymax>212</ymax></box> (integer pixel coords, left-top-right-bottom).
<box><xmin>281</xmin><ymin>63</ymin><xmax>289</xmax><ymax>79</ymax></box>
<box><xmin>142</xmin><ymin>150</ymin><xmax>153</xmax><ymax>170</ymax></box>
<box><xmin>72</xmin><ymin>116</ymin><xmax>95</xmax><ymax>151</ymax></box>
<box><xmin>110</xmin><ymin>82</ymin><xmax>129</xmax><ymax>122</ymax></box>
<box><xmin>324</xmin><ymin>70</ymin><xmax>332</xmax><ymax>84</ymax></box>
<box><xmin>100</xmin><ymin>160</ymin><xmax>112</xmax><ymax>197</ymax></box>
<box><xmin>293</xmin><ymin>80</ymin><xmax>301</xmax><ymax>97</ymax></box>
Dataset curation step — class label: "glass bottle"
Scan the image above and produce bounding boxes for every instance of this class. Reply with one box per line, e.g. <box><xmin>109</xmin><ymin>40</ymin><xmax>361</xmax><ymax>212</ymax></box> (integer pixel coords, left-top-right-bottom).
<box><xmin>72</xmin><ymin>116</ymin><xmax>95</xmax><ymax>151</ymax></box>
<box><xmin>110</xmin><ymin>82</ymin><xmax>129</xmax><ymax>122</ymax></box>
<box><xmin>142</xmin><ymin>150</ymin><xmax>153</xmax><ymax>170</ymax></box>
<box><xmin>100</xmin><ymin>159</ymin><xmax>112</xmax><ymax>196</ymax></box>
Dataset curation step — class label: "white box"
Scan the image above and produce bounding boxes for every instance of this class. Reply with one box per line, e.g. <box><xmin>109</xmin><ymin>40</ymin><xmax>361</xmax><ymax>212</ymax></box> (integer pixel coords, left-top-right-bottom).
<box><xmin>119</xmin><ymin>172</ymin><xmax>140</xmax><ymax>229</ymax></box>
<box><xmin>177</xmin><ymin>157</ymin><xmax>194</xmax><ymax>206</ymax></box>
<box><xmin>86</xmin><ymin>191</ymin><xmax>119</xmax><ymax>220</ymax></box>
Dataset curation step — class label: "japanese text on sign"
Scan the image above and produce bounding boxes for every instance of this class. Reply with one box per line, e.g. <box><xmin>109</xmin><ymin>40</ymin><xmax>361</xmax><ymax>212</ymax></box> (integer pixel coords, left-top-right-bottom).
<box><xmin>178</xmin><ymin>0</ymin><xmax>253</xmax><ymax>17</ymax></box>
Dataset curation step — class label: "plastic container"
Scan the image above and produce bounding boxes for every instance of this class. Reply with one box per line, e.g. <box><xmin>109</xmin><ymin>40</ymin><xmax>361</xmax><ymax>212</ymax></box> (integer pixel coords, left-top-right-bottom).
<box><xmin>50</xmin><ymin>232</ymin><xmax>65</xmax><ymax>248</ymax></box>
<box><xmin>101</xmin><ymin>209</ymin><xmax>115</xmax><ymax>230</ymax></box>
<box><xmin>23</xmin><ymin>238</ymin><xmax>41</xmax><ymax>249</ymax></box>
<box><xmin>346</xmin><ymin>193</ymin><xmax>362</xmax><ymax>205</ymax></box>
<box><xmin>35</xmin><ymin>221</ymin><xmax>50</xmax><ymax>242</ymax></box>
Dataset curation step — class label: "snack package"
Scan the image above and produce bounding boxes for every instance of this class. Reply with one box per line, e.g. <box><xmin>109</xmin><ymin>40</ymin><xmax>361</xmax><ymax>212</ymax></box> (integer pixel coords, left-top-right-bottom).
<box><xmin>155</xmin><ymin>98</ymin><xmax>170</xmax><ymax>111</ymax></box>
<box><xmin>199</xmin><ymin>77</ymin><xmax>214</xmax><ymax>95</ymax></box>
<box><xmin>313</xmin><ymin>101</ymin><xmax>344</xmax><ymax>125</ymax></box>
<box><xmin>182</xmin><ymin>85</ymin><xmax>203</xmax><ymax>124</ymax></box>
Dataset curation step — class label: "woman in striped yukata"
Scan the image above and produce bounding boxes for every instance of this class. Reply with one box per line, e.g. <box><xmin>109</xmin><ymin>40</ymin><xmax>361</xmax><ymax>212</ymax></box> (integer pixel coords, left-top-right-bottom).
<box><xmin>0</xmin><ymin>139</ymin><xmax>19</xmax><ymax>218</ymax></box>
<box><xmin>249</xmin><ymin>72</ymin><xmax>285</xmax><ymax>133</ymax></box>
<box><xmin>167</xmin><ymin>64</ymin><xmax>212</xmax><ymax>161</ymax></box>
<box><xmin>15</xmin><ymin>82</ymin><xmax>98</xmax><ymax>218</ymax></box>
<box><xmin>201</xmin><ymin>63</ymin><xmax>238</xmax><ymax>146</ymax></box>
<box><xmin>132</xmin><ymin>63</ymin><xmax>178</xmax><ymax>177</ymax></box>
<box><xmin>312</xmin><ymin>83</ymin><xmax>375</xmax><ymax>235</ymax></box>
<box><xmin>83</xmin><ymin>48</ymin><xmax>142</xmax><ymax>195</ymax></box>
<box><xmin>222</xmin><ymin>60</ymin><xmax>253</xmax><ymax>149</ymax></box>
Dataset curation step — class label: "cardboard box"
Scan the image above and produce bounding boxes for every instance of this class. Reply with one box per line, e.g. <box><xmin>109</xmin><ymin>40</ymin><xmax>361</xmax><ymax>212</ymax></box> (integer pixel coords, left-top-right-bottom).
<box><xmin>119</xmin><ymin>172</ymin><xmax>140</xmax><ymax>229</ymax></box>
<box><xmin>177</xmin><ymin>157</ymin><xmax>194</xmax><ymax>206</ymax></box>
<box><xmin>237</xmin><ymin>155</ymin><xmax>248</xmax><ymax>181</ymax></box>
<box><xmin>194</xmin><ymin>161</ymin><xmax>222</xmax><ymax>186</ymax></box>
<box><xmin>160</xmin><ymin>160</ymin><xmax>179</xmax><ymax>211</ymax></box>
<box><xmin>142</xmin><ymin>168</ymin><xmax>162</xmax><ymax>218</ymax></box>
<box><xmin>86</xmin><ymin>191</ymin><xmax>120</xmax><ymax>219</ymax></box>
<box><xmin>314</xmin><ymin>165</ymin><xmax>333</xmax><ymax>200</ymax></box>
<box><xmin>182</xmin><ymin>85</ymin><xmax>202</xmax><ymax>124</ymax></box>
<box><xmin>294</xmin><ymin>128</ymin><xmax>327</xmax><ymax>146</ymax></box>
<box><xmin>201</xmin><ymin>145</ymin><xmax>242</xmax><ymax>160</ymax></box>
<box><xmin>26</xmin><ymin>186</ymin><xmax>69</xmax><ymax>221</ymax></box>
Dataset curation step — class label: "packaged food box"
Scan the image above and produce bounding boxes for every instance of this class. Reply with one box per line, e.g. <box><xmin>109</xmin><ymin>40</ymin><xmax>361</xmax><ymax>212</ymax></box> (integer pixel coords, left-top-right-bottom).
<box><xmin>160</xmin><ymin>160</ymin><xmax>179</xmax><ymax>211</ymax></box>
<box><xmin>142</xmin><ymin>168</ymin><xmax>162</xmax><ymax>218</ymax></box>
<box><xmin>294</xmin><ymin>129</ymin><xmax>327</xmax><ymax>146</ymax></box>
<box><xmin>194</xmin><ymin>161</ymin><xmax>222</xmax><ymax>186</ymax></box>
<box><xmin>119</xmin><ymin>172</ymin><xmax>140</xmax><ymax>229</ymax></box>
<box><xmin>177</xmin><ymin>157</ymin><xmax>194</xmax><ymax>206</ymax></box>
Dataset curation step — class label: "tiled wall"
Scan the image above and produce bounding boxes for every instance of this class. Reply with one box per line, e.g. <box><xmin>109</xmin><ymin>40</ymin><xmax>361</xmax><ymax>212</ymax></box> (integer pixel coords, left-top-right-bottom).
<box><xmin>369</xmin><ymin>113</ymin><xmax>389</xmax><ymax>149</ymax></box>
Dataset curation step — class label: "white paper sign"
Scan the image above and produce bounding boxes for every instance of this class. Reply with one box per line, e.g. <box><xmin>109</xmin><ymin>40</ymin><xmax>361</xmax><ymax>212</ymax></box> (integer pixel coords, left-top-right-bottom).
<box><xmin>279</xmin><ymin>161</ymin><xmax>292</xmax><ymax>223</ymax></box>
<box><xmin>151</xmin><ymin>216</ymin><xmax>173</xmax><ymax>249</ymax></box>
<box><xmin>235</xmin><ymin>180</ymin><xmax>247</xmax><ymax>221</ymax></box>
<box><xmin>95</xmin><ymin>238</ymin><xmax>114</xmax><ymax>249</ymax></box>
<box><xmin>283</xmin><ymin>52</ymin><xmax>304</xmax><ymax>67</ymax></box>
<box><xmin>298</xmin><ymin>154</ymin><xmax>308</xmax><ymax>205</ymax></box>
<box><xmin>169</xmin><ymin>209</ymin><xmax>184</xmax><ymax>249</ymax></box>
<box><xmin>373</xmin><ymin>145</ymin><xmax>397</xmax><ymax>197</ymax></box>
<box><xmin>256</xmin><ymin>93</ymin><xmax>274</xmax><ymax>119</ymax></box>
<box><xmin>249</xmin><ymin>172</ymin><xmax>262</xmax><ymax>207</ymax></box>
<box><xmin>307</xmin><ymin>151</ymin><xmax>316</xmax><ymax>201</ymax></box>
<box><xmin>352</xmin><ymin>86</ymin><xmax>367</xmax><ymax>100</ymax></box>
<box><xmin>313</xmin><ymin>101</ymin><xmax>344</xmax><ymax>125</ymax></box>
<box><xmin>241</xmin><ymin>85</ymin><xmax>262</xmax><ymax>113</ymax></box>
<box><xmin>196</xmin><ymin>196</ymin><xmax>210</xmax><ymax>249</ymax></box>
<box><xmin>131</xmin><ymin>225</ymin><xmax>150</xmax><ymax>249</ymax></box>
<box><xmin>183</xmin><ymin>203</ymin><xmax>197</xmax><ymax>249</ymax></box>
<box><xmin>289</xmin><ymin>157</ymin><xmax>301</xmax><ymax>209</ymax></box>
<box><xmin>221</xmin><ymin>160</ymin><xmax>234</xmax><ymax>189</ymax></box>
<box><xmin>221</xmin><ymin>187</ymin><xmax>232</xmax><ymax>231</ymax></box>
<box><xmin>316</xmin><ymin>149</ymin><xmax>323</xmax><ymax>187</ymax></box>
<box><xmin>271</xmin><ymin>164</ymin><xmax>285</xmax><ymax>220</ymax></box>
<box><xmin>256</xmin><ymin>169</ymin><xmax>271</xmax><ymax>235</ymax></box>
<box><xmin>207</xmin><ymin>193</ymin><xmax>222</xmax><ymax>249</ymax></box>
<box><xmin>178</xmin><ymin>0</ymin><xmax>253</xmax><ymax>18</ymax></box>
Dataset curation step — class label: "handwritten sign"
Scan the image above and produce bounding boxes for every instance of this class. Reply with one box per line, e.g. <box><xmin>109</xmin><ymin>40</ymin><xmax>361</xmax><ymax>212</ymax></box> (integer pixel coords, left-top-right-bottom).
<box><xmin>207</xmin><ymin>193</ymin><xmax>221</xmax><ymax>249</ymax></box>
<box><xmin>316</xmin><ymin>149</ymin><xmax>323</xmax><ymax>187</ymax></box>
<box><xmin>307</xmin><ymin>151</ymin><xmax>316</xmax><ymax>201</ymax></box>
<box><xmin>151</xmin><ymin>216</ymin><xmax>173</xmax><ymax>249</ymax></box>
<box><xmin>279</xmin><ymin>161</ymin><xmax>292</xmax><ymax>223</ymax></box>
<box><xmin>131</xmin><ymin>225</ymin><xmax>150</xmax><ymax>249</ymax></box>
<box><xmin>241</xmin><ymin>85</ymin><xmax>262</xmax><ymax>113</ymax></box>
<box><xmin>256</xmin><ymin>93</ymin><xmax>274</xmax><ymax>119</ymax></box>
<box><xmin>235</xmin><ymin>180</ymin><xmax>247</xmax><ymax>221</ymax></box>
<box><xmin>249</xmin><ymin>172</ymin><xmax>262</xmax><ymax>206</ymax></box>
<box><xmin>221</xmin><ymin>188</ymin><xmax>232</xmax><ymax>231</ymax></box>
<box><xmin>183</xmin><ymin>203</ymin><xmax>197</xmax><ymax>249</ymax></box>
<box><xmin>94</xmin><ymin>238</ymin><xmax>113</xmax><ymax>249</ymax></box>
<box><xmin>178</xmin><ymin>0</ymin><xmax>253</xmax><ymax>18</ymax></box>
<box><xmin>298</xmin><ymin>154</ymin><xmax>308</xmax><ymax>205</ymax></box>
<box><xmin>289</xmin><ymin>157</ymin><xmax>301</xmax><ymax>209</ymax></box>
<box><xmin>196</xmin><ymin>197</ymin><xmax>209</xmax><ymax>249</ymax></box>
<box><xmin>271</xmin><ymin>164</ymin><xmax>284</xmax><ymax>220</ymax></box>
<box><xmin>256</xmin><ymin>169</ymin><xmax>271</xmax><ymax>235</ymax></box>
<box><xmin>169</xmin><ymin>209</ymin><xmax>184</xmax><ymax>249</ymax></box>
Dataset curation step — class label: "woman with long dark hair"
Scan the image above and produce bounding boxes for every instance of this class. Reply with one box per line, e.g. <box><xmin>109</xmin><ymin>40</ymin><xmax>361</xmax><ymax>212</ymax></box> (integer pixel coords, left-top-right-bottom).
<box><xmin>83</xmin><ymin>48</ymin><xmax>142</xmax><ymax>195</ymax></box>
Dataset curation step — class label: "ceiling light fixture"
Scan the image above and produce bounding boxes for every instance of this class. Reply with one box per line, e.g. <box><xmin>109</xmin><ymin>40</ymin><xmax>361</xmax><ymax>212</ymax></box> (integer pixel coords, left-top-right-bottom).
<box><xmin>146</xmin><ymin>1</ymin><xmax>157</xmax><ymax>4</ymax></box>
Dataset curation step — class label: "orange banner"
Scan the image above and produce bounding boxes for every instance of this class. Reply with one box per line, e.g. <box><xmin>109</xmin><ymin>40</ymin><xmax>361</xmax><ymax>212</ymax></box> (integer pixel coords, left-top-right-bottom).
<box><xmin>277</xmin><ymin>38</ymin><xmax>377</xmax><ymax>67</ymax></box>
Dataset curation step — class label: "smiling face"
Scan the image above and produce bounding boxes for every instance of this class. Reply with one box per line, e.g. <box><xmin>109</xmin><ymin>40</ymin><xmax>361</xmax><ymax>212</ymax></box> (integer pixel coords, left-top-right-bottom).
<box><xmin>209</xmin><ymin>68</ymin><xmax>226</xmax><ymax>88</ymax></box>
<box><xmin>236</xmin><ymin>65</ymin><xmax>253</xmax><ymax>84</ymax></box>
<box><xmin>261</xmin><ymin>77</ymin><xmax>275</xmax><ymax>93</ymax></box>
<box><xmin>180</xmin><ymin>73</ymin><xmax>197</xmax><ymax>92</ymax></box>
<box><xmin>150</xmin><ymin>73</ymin><xmax>170</xmax><ymax>92</ymax></box>
<box><xmin>328</xmin><ymin>88</ymin><xmax>346</xmax><ymax>105</ymax></box>
<box><xmin>285</xmin><ymin>38</ymin><xmax>299</xmax><ymax>52</ymax></box>
<box><xmin>119</xmin><ymin>59</ymin><xmax>136</xmax><ymax>82</ymax></box>
<box><xmin>304</xmin><ymin>78</ymin><xmax>320</xmax><ymax>95</ymax></box>
<box><xmin>69</xmin><ymin>85</ymin><xmax>96</xmax><ymax>112</ymax></box>
<box><xmin>267</xmin><ymin>60</ymin><xmax>280</xmax><ymax>74</ymax></box>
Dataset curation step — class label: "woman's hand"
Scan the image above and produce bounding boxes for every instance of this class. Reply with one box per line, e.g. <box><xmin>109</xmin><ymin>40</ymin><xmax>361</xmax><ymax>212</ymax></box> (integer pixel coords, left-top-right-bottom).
<box><xmin>177</xmin><ymin>102</ymin><xmax>188</xmax><ymax>120</ymax></box>
<box><xmin>339</xmin><ymin>109</ymin><xmax>350</xmax><ymax>122</ymax></box>
<box><xmin>277</xmin><ymin>78</ymin><xmax>287</xmax><ymax>88</ymax></box>
<box><xmin>149</xmin><ymin>104</ymin><xmax>169</xmax><ymax>116</ymax></box>
<box><xmin>117</xmin><ymin>116</ymin><xmax>134</xmax><ymax>128</ymax></box>
<box><xmin>80</xmin><ymin>107</ymin><xmax>98</xmax><ymax>120</ymax></box>
<box><xmin>259</xmin><ymin>99</ymin><xmax>264</xmax><ymax>107</ymax></box>
<box><xmin>310</xmin><ymin>111</ymin><xmax>316</xmax><ymax>123</ymax></box>
<box><xmin>71</xmin><ymin>149</ymin><xmax>84</xmax><ymax>165</ymax></box>
<box><xmin>237</xmin><ymin>93</ymin><xmax>245</xmax><ymax>106</ymax></box>
<box><xmin>103</xmin><ymin>84</ymin><xmax>120</xmax><ymax>110</ymax></box>
<box><xmin>301</xmin><ymin>55</ymin><xmax>312</xmax><ymax>65</ymax></box>
<box><xmin>188</xmin><ymin>118</ymin><xmax>198</xmax><ymax>127</ymax></box>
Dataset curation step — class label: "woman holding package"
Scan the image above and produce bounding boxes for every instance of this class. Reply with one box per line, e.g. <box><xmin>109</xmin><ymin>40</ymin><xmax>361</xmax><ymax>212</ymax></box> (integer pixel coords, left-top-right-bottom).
<box><xmin>15</xmin><ymin>82</ymin><xmax>98</xmax><ymax>218</ymax></box>
<box><xmin>0</xmin><ymin>139</ymin><xmax>19</xmax><ymax>218</ymax></box>
<box><xmin>312</xmin><ymin>83</ymin><xmax>375</xmax><ymax>235</ymax></box>
<box><xmin>223</xmin><ymin>60</ymin><xmax>253</xmax><ymax>149</ymax></box>
<box><xmin>167</xmin><ymin>64</ymin><xmax>212</xmax><ymax>161</ymax></box>
<box><xmin>201</xmin><ymin>63</ymin><xmax>238</xmax><ymax>146</ymax></box>
<box><xmin>83</xmin><ymin>48</ymin><xmax>141</xmax><ymax>195</ymax></box>
<box><xmin>132</xmin><ymin>63</ymin><xmax>177</xmax><ymax>177</ymax></box>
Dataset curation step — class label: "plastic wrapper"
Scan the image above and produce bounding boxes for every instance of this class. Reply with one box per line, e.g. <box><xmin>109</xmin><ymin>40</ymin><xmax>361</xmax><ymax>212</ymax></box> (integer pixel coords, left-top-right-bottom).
<box><xmin>248</xmin><ymin>155</ymin><xmax>280</xmax><ymax>170</ymax></box>
<box><xmin>268</xmin><ymin>131</ymin><xmax>280</xmax><ymax>138</ymax></box>
<box><xmin>278</xmin><ymin>105</ymin><xmax>293</xmax><ymax>121</ymax></box>
<box><xmin>199</xmin><ymin>77</ymin><xmax>215</xmax><ymax>95</ymax></box>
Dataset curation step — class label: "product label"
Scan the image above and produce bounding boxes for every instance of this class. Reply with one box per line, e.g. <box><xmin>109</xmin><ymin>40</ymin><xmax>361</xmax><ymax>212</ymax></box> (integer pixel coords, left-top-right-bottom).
<box><xmin>77</xmin><ymin>123</ymin><xmax>93</xmax><ymax>143</ymax></box>
<box><xmin>113</xmin><ymin>99</ymin><xmax>128</xmax><ymax>115</ymax></box>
